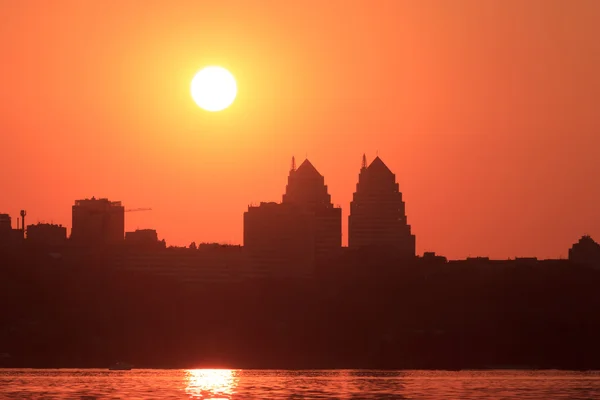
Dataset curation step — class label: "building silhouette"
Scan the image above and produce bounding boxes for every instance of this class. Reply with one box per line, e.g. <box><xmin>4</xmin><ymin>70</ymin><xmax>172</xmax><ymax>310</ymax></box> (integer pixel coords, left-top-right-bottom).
<box><xmin>348</xmin><ymin>155</ymin><xmax>416</xmax><ymax>258</ymax></box>
<box><xmin>125</xmin><ymin>229</ymin><xmax>158</xmax><ymax>244</ymax></box>
<box><xmin>0</xmin><ymin>214</ymin><xmax>11</xmax><ymax>231</ymax></box>
<box><xmin>26</xmin><ymin>223</ymin><xmax>67</xmax><ymax>246</ymax></box>
<box><xmin>569</xmin><ymin>235</ymin><xmax>600</xmax><ymax>267</ymax></box>
<box><xmin>0</xmin><ymin>213</ymin><xmax>24</xmax><ymax>246</ymax></box>
<box><xmin>244</xmin><ymin>158</ymin><xmax>342</xmax><ymax>277</ymax></box>
<box><xmin>70</xmin><ymin>198</ymin><xmax>125</xmax><ymax>245</ymax></box>
<box><xmin>282</xmin><ymin>158</ymin><xmax>342</xmax><ymax>259</ymax></box>
<box><xmin>244</xmin><ymin>202</ymin><xmax>317</xmax><ymax>278</ymax></box>
<box><xmin>124</xmin><ymin>229</ymin><xmax>165</xmax><ymax>250</ymax></box>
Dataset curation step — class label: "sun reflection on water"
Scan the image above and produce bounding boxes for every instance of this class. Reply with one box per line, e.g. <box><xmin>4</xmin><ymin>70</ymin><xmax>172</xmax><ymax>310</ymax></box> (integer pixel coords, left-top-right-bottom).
<box><xmin>185</xmin><ymin>369</ymin><xmax>238</xmax><ymax>399</ymax></box>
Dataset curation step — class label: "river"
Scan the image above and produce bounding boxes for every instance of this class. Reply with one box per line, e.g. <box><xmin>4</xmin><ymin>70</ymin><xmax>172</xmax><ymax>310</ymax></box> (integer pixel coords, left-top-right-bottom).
<box><xmin>1</xmin><ymin>369</ymin><xmax>600</xmax><ymax>399</ymax></box>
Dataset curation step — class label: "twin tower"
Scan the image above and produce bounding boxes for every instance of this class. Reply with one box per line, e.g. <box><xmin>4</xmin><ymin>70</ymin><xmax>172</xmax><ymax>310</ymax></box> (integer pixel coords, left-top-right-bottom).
<box><xmin>244</xmin><ymin>155</ymin><xmax>416</xmax><ymax>275</ymax></box>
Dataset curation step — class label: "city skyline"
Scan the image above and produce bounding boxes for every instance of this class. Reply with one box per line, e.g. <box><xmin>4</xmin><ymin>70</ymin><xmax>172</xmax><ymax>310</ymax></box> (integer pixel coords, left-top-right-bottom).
<box><xmin>1</xmin><ymin>153</ymin><xmax>597</xmax><ymax>261</ymax></box>
<box><xmin>1</xmin><ymin>1</ymin><xmax>600</xmax><ymax>259</ymax></box>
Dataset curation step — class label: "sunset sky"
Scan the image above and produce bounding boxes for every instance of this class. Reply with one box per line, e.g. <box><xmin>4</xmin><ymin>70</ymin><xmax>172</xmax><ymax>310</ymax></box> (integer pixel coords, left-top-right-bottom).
<box><xmin>1</xmin><ymin>0</ymin><xmax>599</xmax><ymax>259</ymax></box>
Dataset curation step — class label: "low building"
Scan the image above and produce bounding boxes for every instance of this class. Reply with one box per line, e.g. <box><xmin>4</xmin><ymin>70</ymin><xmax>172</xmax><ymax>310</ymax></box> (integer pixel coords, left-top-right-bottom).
<box><xmin>0</xmin><ymin>214</ymin><xmax>24</xmax><ymax>248</ymax></box>
<box><xmin>26</xmin><ymin>223</ymin><xmax>67</xmax><ymax>246</ymax></box>
<box><xmin>120</xmin><ymin>245</ymin><xmax>245</xmax><ymax>284</ymax></box>
<box><xmin>125</xmin><ymin>229</ymin><xmax>159</xmax><ymax>245</ymax></box>
<box><xmin>0</xmin><ymin>214</ymin><xmax>11</xmax><ymax>231</ymax></box>
<box><xmin>421</xmin><ymin>252</ymin><xmax>448</xmax><ymax>264</ymax></box>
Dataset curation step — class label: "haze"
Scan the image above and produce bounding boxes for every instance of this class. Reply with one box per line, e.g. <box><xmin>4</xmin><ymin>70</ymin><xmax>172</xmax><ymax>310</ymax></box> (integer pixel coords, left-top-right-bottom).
<box><xmin>1</xmin><ymin>0</ymin><xmax>599</xmax><ymax>259</ymax></box>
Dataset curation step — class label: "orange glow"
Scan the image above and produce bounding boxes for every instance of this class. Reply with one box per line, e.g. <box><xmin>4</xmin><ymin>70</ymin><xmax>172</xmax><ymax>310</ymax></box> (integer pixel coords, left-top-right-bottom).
<box><xmin>1</xmin><ymin>1</ymin><xmax>599</xmax><ymax>258</ymax></box>
<box><xmin>185</xmin><ymin>369</ymin><xmax>238</xmax><ymax>399</ymax></box>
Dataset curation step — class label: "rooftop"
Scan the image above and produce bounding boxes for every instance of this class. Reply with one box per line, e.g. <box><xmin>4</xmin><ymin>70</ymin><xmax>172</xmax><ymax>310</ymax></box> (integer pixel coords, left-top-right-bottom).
<box><xmin>367</xmin><ymin>156</ymin><xmax>394</xmax><ymax>176</ymax></box>
<box><xmin>295</xmin><ymin>159</ymin><xmax>322</xmax><ymax>178</ymax></box>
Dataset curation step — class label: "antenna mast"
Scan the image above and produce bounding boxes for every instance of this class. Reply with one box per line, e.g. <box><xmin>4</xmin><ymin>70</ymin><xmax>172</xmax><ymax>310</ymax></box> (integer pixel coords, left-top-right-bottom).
<box><xmin>20</xmin><ymin>210</ymin><xmax>26</xmax><ymax>238</ymax></box>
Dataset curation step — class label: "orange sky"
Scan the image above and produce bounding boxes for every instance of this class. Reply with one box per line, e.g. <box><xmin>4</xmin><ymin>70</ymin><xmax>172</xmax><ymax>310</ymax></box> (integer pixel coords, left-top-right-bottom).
<box><xmin>1</xmin><ymin>0</ymin><xmax>599</xmax><ymax>259</ymax></box>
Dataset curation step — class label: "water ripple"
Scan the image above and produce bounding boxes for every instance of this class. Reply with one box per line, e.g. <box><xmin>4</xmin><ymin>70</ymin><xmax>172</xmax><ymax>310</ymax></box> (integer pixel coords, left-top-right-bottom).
<box><xmin>1</xmin><ymin>369</ymin><xmax>600</xmax><ymax>399</ymax></box>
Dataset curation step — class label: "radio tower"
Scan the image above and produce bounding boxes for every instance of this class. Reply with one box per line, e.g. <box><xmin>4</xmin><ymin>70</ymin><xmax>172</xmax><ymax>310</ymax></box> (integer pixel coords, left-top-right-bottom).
<box><xmin>20</xmin><ymin>210</ymin><xmax>26</xmax><ymax>238</ymax></box>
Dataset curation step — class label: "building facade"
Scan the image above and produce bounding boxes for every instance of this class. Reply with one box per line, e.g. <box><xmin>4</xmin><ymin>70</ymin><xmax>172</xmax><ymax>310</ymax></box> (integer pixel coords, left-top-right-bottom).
<box><xmin>71</xmin><ymin>197</ymin><xmax>125</xmax><ymax>245</ymax></box>
<box><xmin>348</xmin><ymin>155</ymin><xmax>416</xmax><ymax>258</ymax></box>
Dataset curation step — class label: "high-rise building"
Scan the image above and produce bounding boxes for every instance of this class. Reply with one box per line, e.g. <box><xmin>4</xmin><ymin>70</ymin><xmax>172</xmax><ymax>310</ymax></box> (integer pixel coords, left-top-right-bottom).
<box><xmin>348</xmin><ymin>155</ymin><xmax>416</xmax><ymax>257</ymax></box>
<box><xmin>283</xmin><ymin>159</ymin><xmax>333</xmax><ymax>208</ymax></box>
<box><xmin>282</xmin><ymin>159</ymin><xmax>342</xmax><ymax>258</ymax></box>
<box><xmin>71</xmin><ymin>197</ymin><xmax>125</xmax><ymax>245</ymax></box>
<box><xmin>243</xmin><ymin>158</ymin><xmax>342</xmax><ymax>277</ymax></box>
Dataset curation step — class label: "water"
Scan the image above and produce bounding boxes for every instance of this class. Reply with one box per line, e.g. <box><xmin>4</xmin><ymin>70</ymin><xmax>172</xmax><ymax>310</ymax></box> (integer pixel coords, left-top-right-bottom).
<box><xmin>1</xmin><ymin>369</ymin><xmax>600</xmax><ymax>399</ymax></box>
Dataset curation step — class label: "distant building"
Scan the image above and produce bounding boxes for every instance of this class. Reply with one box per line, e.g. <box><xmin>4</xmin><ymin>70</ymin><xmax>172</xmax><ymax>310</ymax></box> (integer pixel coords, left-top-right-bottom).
<box><xmin>244</xmin><ymin>202</ymin><xmax>316</xmax><ymax>278</ymax></box>
<box><xmin>0</xmin><ymin>214</ymin><xmax>24</xmax><ymax>247</ymax></box>
<box><xmin>244</xmin><ymin>158</ymin><xmax>342</xmax><ymax>277</ymax></box>
<box><xmin>0</xmin><ymin>214</ymin><xmax>11</xmax><ymax>232</ymax></box>
<box><xmin>26</xmin><ymin>223</ymin><xmax>67</xmax><ymax>246</ymax></box>
<box><xmin>514</xmin><ymin>257</ymin><xmax>538</xmax><ymax>266</ymax></box>
<box><xmin>125</xmin><ymin>229</ymin><xmax>161</xmax><ymax>248</ymax></box>
<box><xmin>120</xmin><ymin>245</ymin><xmax>245</xmax><ymax>284</ymax></box>
<box><xmin>348</xmin><ymin>155</ymin><xmax>416</xmax><ymax>258</ymax></box>
<box><xmin>466</xmin><ymin>257</ymin><xmax>490</xmax><ymax>262</ymax></box>
<box><xmin>422</xmin><ymin>252</ymin><xmax>448</xmax><ymax>264</ymax></box>
<box><xmin>569</xmin><ymin>235</ymin><xmax>600</xmax><ymax>267</ymax></box>
<box><xmin>71</xmin><ymin>197</ymin><xmax>125</xmax><ymax>245</ymax></box>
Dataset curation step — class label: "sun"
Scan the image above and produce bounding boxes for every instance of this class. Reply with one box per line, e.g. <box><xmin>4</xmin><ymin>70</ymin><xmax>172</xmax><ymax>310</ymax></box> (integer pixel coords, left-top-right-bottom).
<box><xmin>191</xmin><ymin>66</ymin><xmax>237</xmax><ymax>112</ymax></box>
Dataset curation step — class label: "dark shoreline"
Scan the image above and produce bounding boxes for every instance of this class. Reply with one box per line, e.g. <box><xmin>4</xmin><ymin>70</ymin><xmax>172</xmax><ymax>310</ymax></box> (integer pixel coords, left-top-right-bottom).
<box><xmin>3</xmin><ymin>247</ymin><xmax>600</xmax><ymax>373</ymax></box>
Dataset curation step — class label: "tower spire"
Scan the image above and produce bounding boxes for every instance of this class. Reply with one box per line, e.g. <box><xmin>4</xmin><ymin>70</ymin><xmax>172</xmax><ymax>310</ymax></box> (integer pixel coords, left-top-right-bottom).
<box><xmin>361</xmin><ymin>153</ymin><xmax>367</xmax><ymax>169</ymax></box>
<box><xmin>291</xmin><ymin>156</ymin><xmax>296</xmax><ymax>172</ymax></box>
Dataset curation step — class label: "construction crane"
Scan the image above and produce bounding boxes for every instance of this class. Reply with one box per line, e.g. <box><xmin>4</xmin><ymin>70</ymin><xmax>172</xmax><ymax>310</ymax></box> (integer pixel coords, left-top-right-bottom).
<box><xmin>88</xmin><ymin>207</ymin><xmax>152</xmax><ymax>215</ymax></box>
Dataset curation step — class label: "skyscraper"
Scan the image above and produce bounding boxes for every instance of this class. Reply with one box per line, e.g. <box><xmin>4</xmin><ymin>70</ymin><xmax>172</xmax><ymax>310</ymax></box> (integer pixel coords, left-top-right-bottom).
<box><xmin>283</xmin><ymin>158</ymin><xmax>332</xmax><ymax>208</ymax></box>
<box><xmin>348</xmin><ymin>155</ymin><xmax>416</xmax><ymax>257</ymax></box>
<box><xmin>243</xmin><ymin>158</ymin><xmax>342</xmax><ymax>277</ymax></box>
<box><xmin>283</xmin><ymin>159</ymin><xmax>342</xmax><ymax>259</ymax></box>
